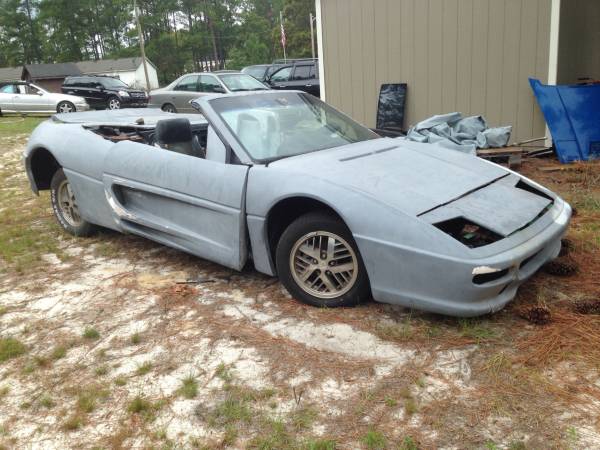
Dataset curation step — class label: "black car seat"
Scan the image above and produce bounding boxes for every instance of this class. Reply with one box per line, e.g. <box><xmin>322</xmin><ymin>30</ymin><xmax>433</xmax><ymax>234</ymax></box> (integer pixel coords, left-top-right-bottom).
<box><xmin>155</xmin><ymin>118</ymin><xmax>205</xmax><ymax>158</ymax></box>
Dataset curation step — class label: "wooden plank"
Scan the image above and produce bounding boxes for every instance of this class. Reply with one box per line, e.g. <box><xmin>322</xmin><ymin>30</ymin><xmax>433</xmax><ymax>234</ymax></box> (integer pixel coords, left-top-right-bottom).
<box><xmin>477</xmin><ymin>146</ymin><xmax>524</xmax><ymax>156</ymax></box>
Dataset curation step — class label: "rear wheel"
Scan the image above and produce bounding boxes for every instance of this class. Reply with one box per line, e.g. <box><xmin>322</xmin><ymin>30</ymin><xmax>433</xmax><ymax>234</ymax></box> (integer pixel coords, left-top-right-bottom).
<box><xmin>276</xmin><ymin>211</ymin><xmax>370</xmax><ymax>307</ymax></box>
<box><xmin>50</xmin><ymin>169</ymin><xmax>95</xmax><ymax>236</ymax></box>
<box><xmin>57</xmin><ymin>101</ymin><xmax>75</xmax><ymax>113</ymax></box>
<box><xmin>162</xmin><ymin>103</ymin><xmax>177</xmax><ymax>113</ymax></box>
<box><xmin>107</xmin><ymin>96</ymin><xmax>121</xmax><ymax>110</ymax></box>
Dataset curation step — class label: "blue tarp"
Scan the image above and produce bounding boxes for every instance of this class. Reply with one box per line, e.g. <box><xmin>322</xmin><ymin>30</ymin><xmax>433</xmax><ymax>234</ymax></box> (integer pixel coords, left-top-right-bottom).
<box><xmin>530</xmin><ymin>78</ymin><xmax>600</xmax><ymax>163</ymax></box>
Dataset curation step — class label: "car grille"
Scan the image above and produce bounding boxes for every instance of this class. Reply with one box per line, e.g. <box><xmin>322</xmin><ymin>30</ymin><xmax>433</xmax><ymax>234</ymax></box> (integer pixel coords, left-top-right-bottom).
<box><xmin>130</xmin><ymin>92</ymin><xmax>146</xmax><ymax>99</ymax></box>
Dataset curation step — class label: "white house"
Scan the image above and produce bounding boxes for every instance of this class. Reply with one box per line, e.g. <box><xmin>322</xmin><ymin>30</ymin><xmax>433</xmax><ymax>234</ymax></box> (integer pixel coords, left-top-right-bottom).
<box><xmin>75</xmin><ymin>57</ymin><xmax>159</xmax><ymax>90</ymax></box>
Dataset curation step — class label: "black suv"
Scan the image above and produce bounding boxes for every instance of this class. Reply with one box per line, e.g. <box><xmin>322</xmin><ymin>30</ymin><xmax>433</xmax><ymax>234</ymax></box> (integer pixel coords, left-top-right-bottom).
<box><xmin>266</xmin><ymin>59</ymin><xmax>320</xmax><ymax>97</ymax></box>
<box><xmin>61</xmin><ymin>76</ymin><xmax>148</xmax><ymax>110</ymax></box>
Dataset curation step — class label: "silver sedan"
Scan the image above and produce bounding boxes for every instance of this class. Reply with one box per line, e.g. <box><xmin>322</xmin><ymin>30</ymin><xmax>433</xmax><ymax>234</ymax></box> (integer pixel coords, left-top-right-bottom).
<box><xmin>148</xmin><ymin>71</ymin><xmax>269</xmax><ymax>114</ymax></box>
<box><xmin>0</xmin><ymin>81</ymin><xmax>89</xmax><ymax>114</ymax></box>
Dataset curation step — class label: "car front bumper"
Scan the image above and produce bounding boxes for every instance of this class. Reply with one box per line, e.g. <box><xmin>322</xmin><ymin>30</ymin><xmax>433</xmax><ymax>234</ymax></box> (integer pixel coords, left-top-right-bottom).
<box><xmin>120</xmin><ymin>97</ymin><xmax>148</xmax><ymax>108</ymax></box>
<box><xmin>355</xmin><ymin>199</ymin><xmax>572</xmax><ymax>317</ymax></box>
<box><xmin>75</xmin><ymin>103</ymin><xmax>91</xmax><ymax>112</ymax></box>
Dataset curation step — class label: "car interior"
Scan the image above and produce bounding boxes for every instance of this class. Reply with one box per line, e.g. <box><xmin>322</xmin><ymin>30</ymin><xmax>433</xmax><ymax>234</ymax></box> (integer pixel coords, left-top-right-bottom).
<box><xmin>88</xmin><ymin>118</ymin><xmax>235</xmax><ymax>163</ymax></box>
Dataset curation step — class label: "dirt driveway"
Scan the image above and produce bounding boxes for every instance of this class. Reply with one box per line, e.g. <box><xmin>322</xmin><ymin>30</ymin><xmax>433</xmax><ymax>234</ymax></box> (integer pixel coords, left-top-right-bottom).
<box><xmin>1</xmin><ymin>126</ymin><xmax>599</xmax><ymax>449</ymax></box>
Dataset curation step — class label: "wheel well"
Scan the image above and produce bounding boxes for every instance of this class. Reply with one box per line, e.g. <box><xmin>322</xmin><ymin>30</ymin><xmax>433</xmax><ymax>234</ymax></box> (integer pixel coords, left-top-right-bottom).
<box><xmin>30</xmin><ymin>148</ymin><xmax>60</xmax><ymax>191</ymax></box>
<box><xmin>266</xmin><ymin>197</ymin><xmax>344</xmax><ymax>267</ymax></box>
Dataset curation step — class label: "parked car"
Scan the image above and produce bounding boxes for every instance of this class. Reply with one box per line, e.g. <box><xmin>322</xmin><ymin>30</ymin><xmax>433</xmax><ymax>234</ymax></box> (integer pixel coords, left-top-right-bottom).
<box><xmin>266</xmin><ymin>59</ymin><xmax>320</xmax><ymax>97</ymax></box>
<box><xmin>61</xmin><ymin>75</ymin><xmax>148</xmax><ymax>110</ymax></box>
<box><xmin>24</xmin><ymin>91</ymin><xmax>571</xmax><ymax>317</ymax></box>
<box><xmin>0</xmin><ymin>81</ymin><xmax>89</xmax><ymax>114</ymax></box>
<box><xmin>148</xmin><ymin>71</ymin><xmax>269</xmax><ymax>113</ymax></box>
<box><xmin>241</xmin><ymin>64</ymin><xmax>286</xmax><ymax>82</ymax></box>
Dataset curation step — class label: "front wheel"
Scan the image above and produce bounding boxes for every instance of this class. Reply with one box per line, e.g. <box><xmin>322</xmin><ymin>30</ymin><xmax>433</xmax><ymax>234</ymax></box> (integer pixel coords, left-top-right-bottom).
<box><xmin>161</xmin><ymin>103</ymin><xmax>177</xmax><ymax>113</ymax></box>
<box><xmin>107</xmin><ymin>96</ymin><xmax>121</xmax><ymax>110</ymax></box>
<box><xmin>276</xmin><ymin>211</ymin><xmax>370</xmax><ymax>307</ymax></box>
<box><xmin>50</xmin><ymin>169</ymin><xmax>95</xmax><ymax>236</ymax></box>
<box><xmin>57</xmin><ymin>101</ymin><xmax>75</xmax><ymax>113</ymax></box>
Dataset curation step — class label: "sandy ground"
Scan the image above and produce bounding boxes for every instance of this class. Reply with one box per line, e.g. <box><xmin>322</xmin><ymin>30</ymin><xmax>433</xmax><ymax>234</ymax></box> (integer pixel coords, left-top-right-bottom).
<box><xmin>1</xmin><ymin>135</ymin><xmax>599</xmax><ymax>449</ymax></box>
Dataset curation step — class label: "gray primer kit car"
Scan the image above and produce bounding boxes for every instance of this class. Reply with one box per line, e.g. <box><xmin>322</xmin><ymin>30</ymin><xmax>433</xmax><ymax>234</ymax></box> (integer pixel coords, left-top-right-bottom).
<box><xmin>23</xmin><ymin>92</ymin><xmax>571</xmax><ymax>317</ymax></box>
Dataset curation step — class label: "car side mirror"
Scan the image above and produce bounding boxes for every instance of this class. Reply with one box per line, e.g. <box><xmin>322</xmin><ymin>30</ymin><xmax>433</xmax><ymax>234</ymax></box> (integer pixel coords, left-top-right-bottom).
<box><xmin>213</xmin><ymin>87</ymin><xmax>225</xmax><ymax>94</ymax></box>
<box><xmin>37</xmin><ymin>91</ymin><xmax>43</xmax><ymax>96</ymax></box>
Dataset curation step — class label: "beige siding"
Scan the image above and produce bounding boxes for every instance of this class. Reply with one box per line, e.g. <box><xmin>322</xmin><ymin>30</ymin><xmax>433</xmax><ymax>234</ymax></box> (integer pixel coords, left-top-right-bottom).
<box><xmin>319</xmin><ymin>0</ymin><xmax>553</xmax><ymax>143</ymax></box>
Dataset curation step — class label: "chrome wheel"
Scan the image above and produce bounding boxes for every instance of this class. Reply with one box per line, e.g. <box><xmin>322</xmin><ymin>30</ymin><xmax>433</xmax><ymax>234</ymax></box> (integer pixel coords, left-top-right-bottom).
<box><xmin>58</xmin><ymin>101</ymin><xmax>74</xmax><ymax>113</ymax></box>
<box><xmin>290</xmin><ymin>231</ymin><xmax>358</xmax><ymax>299</ymax></box>
<box><xmin>57</xmin><ymin>180</ymin><xmax>82</xmax><ymax>227</ymax></box>
<box><xmin>108</xmin><ymin>98</ymin><xmax>121</xmax><ymax>110</ymax></box>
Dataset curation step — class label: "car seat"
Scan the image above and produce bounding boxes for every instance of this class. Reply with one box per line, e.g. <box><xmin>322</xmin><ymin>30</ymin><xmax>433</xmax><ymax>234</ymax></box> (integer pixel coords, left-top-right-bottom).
<box><xmin>155</xmin><ymin>118</ymin><xmax>205</xmax><ymax>158</ymax></box>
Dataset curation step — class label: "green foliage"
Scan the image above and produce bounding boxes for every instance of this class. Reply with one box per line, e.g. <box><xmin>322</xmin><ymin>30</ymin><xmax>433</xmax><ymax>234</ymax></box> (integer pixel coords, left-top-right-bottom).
<box><xmin>0</xmin><ymin>1</ymin><xmax>315</xmax><ymax>85</ymax></box>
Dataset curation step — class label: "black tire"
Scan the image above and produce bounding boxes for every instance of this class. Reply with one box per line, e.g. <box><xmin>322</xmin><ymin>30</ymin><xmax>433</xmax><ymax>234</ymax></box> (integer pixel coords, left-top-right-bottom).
<box><xmin>107</xmin><ymin>96</ymin><xmax>121</xmax><ymax>110</ymax></box>
<box><xmin>57</xmin><ymin>101</ymin><xmax>76</xmax><ymax>113</ymax></box>
<box><xmin>50</xmin><ymin>169</ymin><xmax>95</xmax><ymax>237</ymax></box>
<box><xmin>275</xmin><ymin>211</ymin><xmax>370</xmax><ymax>307</ymax></box>
<box><xmin>162</xmin><ymin>103</ymin><xmax>177</xmax><ymax>113</ymax></box>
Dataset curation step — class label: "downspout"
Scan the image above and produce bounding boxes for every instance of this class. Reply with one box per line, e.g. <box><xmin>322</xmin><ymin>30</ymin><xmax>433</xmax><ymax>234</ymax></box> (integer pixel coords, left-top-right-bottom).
<box><xmin>315</xmin><ymin>0</ymin><xmax>326</xmax><ymax>101</ymax></box>
<box><xmin>546</xmin><ymin>0</ymin><xmax>561</xmax><ymax>147</ymax></box>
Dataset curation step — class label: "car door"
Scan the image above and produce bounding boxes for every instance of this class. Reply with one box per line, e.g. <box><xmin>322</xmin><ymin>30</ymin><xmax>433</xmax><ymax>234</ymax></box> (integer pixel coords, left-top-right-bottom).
<box><xmin>287</xmin><ymin>64</ymin><xmax>313</xmax><ymax>93</ymax></box>
<box><xmin>12</xmin><ymin>84</ymin><xmax>49</xmax><ymax>113</ymax></box>
<box><xmin>26</xmin><ymin>84</ymin><xmax>53</xmax><ymax>112</ymax></box>
<box><xmin>0</xmin><ymin>84</ymin><xmax>17</xmax><ymax>112</ymax></box>
<box><xmin>101</xmin><ymin>135</ymin><xmax>250</xmax><ymax>270</ymax></box>
<box><xmin>267</xmin><ymin>66</ymin><xmax>292</xmax><ymax>90</ymax></box>
<box><xmin>170</xmin><ymin>75</ymin><xmax>201</xmax><ymax>113</ymax></box>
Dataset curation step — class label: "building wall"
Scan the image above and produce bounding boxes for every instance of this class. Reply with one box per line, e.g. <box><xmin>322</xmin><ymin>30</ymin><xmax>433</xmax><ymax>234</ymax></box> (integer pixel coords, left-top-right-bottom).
<box><xmin>557</xmin><ymin>0</ymin><xmax>600</xmax><ymax>84</ymax></box>
<box><xmin>133</xmin><ymin>64</ymin><xmax>160</xmax><ymax>90</ymax></box>
<box><xmin>318</xmin><ymin>0</ymin><xmax>554</xmax><ymax>143</ymax></box>
<box><xmin>30</xmin><ymin>78</ymin><xmax>64</xmax><ymax>93</ymax></box>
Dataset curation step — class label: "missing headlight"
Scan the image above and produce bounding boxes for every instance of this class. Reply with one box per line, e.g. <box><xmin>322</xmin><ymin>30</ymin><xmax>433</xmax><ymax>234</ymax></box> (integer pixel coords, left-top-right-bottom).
<box><xmin>434</xmin><ymin>218</ymin><xmax>503</xmax><ymax>248</ymax></box>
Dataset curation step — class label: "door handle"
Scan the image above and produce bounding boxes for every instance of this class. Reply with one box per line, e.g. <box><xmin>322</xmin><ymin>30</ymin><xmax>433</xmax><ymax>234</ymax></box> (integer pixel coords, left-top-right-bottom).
<box><xmin>306</xmin><ymin>84</ymin><xmax>312</xmax><ymax>87</ymax></box>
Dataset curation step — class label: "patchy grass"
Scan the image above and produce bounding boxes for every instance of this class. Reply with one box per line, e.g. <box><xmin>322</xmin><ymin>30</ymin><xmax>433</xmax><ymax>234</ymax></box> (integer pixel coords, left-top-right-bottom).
<box><xmin>39</xmin><ymin>394</ymin><xmax>55</xmax><ymax>409</ymax></box>
<box><xmin>94</xmin><ymin>365</ymin><xmax>109</xmax><ymax>377</ymax></box>
<box><xmin>0</xmin><ymin>338</ymin><xmax>27</xmax><ymax>362</ymax></box>
<box><xmin>82</xmin><ymin>327</ymin><xmax>100</xmax><ymax>340</ymax></box>
<box><xmin>114</xmin><ymin>376</ymin><xmax>127</xmax><ymax>386</ymax></box>
<box><xmin>130</xmin><ymin>332</ymin><xmax>141</xmax><ymax>345</ymax></box>
<box><xmin>361</xmin><ymin>429</ymin><xmax>386</xmax><ymax>450</ymax></box>
<box><xmin>127</xmin><ymin>395</ymin><xmax>164</xmax><ymax>422</ymax></box>
<box><xmin>135</xmin><ymin>361</ymin><xmax>153</xmax><ymax>376</ymax></box>
<box><xmin>50</xmin><ymin>345</ymin><xmax>67</xmax><ymax>360</ymax></box>
<box><xmin>0</xmin><ymin>117</ymin><xmax>45</xmax><ymax>138</ymax></box>
<box><xmin>177</xmin><ymin>375</ymin><xmax>198</xmax><ymax>399</ymax></box>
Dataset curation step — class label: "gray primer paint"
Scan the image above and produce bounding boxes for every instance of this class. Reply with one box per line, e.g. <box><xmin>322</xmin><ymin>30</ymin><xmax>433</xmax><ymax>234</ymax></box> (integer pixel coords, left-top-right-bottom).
<box><xmin>24</xmin><ymin>93</ymin><xmax>571</xmax><ymax>317</ymax></box>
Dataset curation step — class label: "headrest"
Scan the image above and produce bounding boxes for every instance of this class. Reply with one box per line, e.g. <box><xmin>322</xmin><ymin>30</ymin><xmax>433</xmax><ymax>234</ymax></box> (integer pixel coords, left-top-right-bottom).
<box><xmin>155</xmin><ymin>118</ymin><xmax>193</xmax><ymax>145</ymax></box>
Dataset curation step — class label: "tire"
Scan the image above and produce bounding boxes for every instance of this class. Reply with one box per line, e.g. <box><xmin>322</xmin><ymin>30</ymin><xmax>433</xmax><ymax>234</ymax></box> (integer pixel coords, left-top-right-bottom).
<box><xmin>107</xmin><ymin>96</ymin><xmax>121</xmax><ymax>110</ymax></box>
<box><xmin>162</xmin><ymin>103</ymin><xmax>177</xmax><ymax>113</ymax></box>
<box><xmin>50</xmin><ymin>169</ymin><xmax>95</xmax><ymax>237</ymax></box>
<box><xmin>57</xmin><ymin>101</ymin><xmax>75</xmax><ymax>113</ymax></box>
<box><xmin>276</xmin><ymin>211</ymin><xmax>370</xmax><ymax>307</ymax></box>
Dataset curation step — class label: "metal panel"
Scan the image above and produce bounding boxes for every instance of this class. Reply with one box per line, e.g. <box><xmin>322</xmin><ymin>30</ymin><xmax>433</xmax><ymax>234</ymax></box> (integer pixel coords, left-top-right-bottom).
<box><xmin>319</xmin><ymin>0</ymin><xmax>553</xmax><ymax>142</ymax></box>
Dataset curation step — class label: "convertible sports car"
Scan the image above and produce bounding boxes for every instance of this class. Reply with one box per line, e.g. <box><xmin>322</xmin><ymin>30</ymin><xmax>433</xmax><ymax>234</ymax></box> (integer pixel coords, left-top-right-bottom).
<box><xmin>23</xmin><ymin>92</ymin><xmax>571</xmax><ymax>316</ymax></box>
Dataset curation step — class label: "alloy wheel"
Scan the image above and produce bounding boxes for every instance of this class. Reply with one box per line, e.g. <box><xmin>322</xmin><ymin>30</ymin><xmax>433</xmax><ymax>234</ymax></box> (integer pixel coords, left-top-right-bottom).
<box><xmin>289</xmin><ymin>231</ymin><xmax>358</xmax><ymax>299</ymax></box>
<box><xmin>57</xmin><ymin>180</ymin><xmax>82</xmax><ymax>227</ymax></box>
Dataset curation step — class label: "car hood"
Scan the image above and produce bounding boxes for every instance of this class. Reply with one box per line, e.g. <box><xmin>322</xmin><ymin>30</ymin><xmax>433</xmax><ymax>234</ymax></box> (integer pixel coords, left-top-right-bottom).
<box><xmin>269</xmin><ymin>138</ymin><xmax>512</xmax><ymax>217</ymax></box>
<box><xmin>51</xmin><ymin>108</ymin><xmax>207</xmax><ymax>127</ymax></box>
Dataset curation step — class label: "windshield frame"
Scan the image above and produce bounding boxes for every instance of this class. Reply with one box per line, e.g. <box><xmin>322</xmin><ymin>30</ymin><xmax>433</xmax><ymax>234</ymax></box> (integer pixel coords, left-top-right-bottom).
<box><xmin>207</xmin><ymin>92</ymin><xmax>380</xmax><ymax>164</ymax></box>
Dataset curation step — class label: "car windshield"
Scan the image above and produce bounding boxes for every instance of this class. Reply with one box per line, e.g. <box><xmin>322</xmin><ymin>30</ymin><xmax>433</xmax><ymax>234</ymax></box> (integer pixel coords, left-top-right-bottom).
<box><xmin>101</xmin><ymin>78</ymin><xmax>129</xmax><ymax>89</ymax></box>
<box><xmin>218</xmin><ymin>74</ymin><xmax>268</xmax><ymax>92</ymax></box>
<box><xmin>241</xmin><ymin>66</ymin><xmax>267</xmax><ymax>80</ymax></box>
<box><xmin>210</xmin><ymin>92</ymin><xmax>379</xmax><ymax>162</ymax></box>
